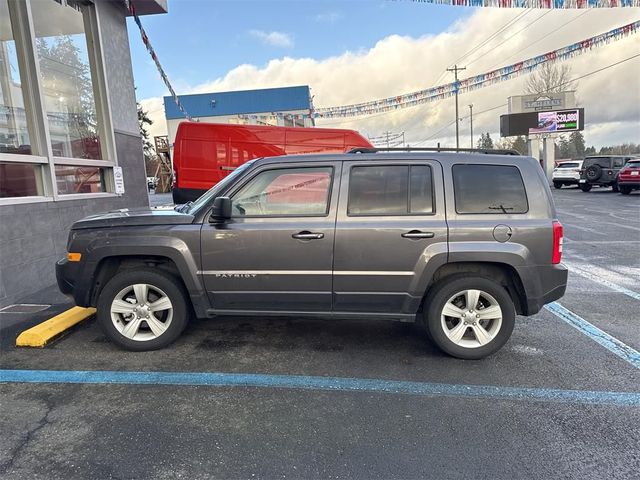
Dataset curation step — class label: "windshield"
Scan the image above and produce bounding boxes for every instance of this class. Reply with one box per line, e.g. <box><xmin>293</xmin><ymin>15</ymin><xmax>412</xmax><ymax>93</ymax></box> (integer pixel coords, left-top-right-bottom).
<box><xmin>183</xmin><ymin>160</ymin><xmax>257</xmax><ymax>214</ymax></box>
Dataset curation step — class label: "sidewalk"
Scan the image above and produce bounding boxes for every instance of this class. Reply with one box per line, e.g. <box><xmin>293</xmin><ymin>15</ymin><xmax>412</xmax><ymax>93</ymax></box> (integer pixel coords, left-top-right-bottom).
<box><xmin>0</xmin><ymin>284</ymin><xmax>74</xmax><ymax>350</ymax></box>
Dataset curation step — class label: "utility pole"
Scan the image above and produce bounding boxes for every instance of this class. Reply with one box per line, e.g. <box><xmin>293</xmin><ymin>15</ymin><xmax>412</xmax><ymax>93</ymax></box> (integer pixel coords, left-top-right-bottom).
<box><xmin>446</xmin><ymin>65</ymin><xmax>466</xmax><ymax>150</ymax></box>
<box><xmin>469</xmin><ymin>104</ymin><xmax>473</xmax><ymax>149</ymax></box>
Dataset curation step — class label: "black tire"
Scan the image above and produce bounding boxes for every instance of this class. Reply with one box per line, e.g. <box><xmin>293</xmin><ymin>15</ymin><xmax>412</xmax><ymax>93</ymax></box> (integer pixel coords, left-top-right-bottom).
<box><xmin>553</xmin><ymin>181</ymin><xmax>563</xmax><ymax>189</ymax></box>
<box><xmin>620</xmin><ymin>185</ymin><xmax>632</xmax><ymax>195</ymax></box>
<box><xmin>97</xmin><ymin>268</ymin><xmax>190</xmax><ymax>351</ymax></box>
<box><xmin>423</xmin><ymin>276</ymin><xmax>515</xmax><ymax>360</ymax></box>
<box><xmin>585</xmin><ymin>164</ymin><xmax>602</xmax><ymax>181</ymax></box>
<box><xmin>612</xmin><ymin>182</ymin><xmax>619</xmax><ymax>193</ymax></box>
<box><xmin>579</xmin><ymin>183</ymin><xmax>592</xmax><ymax>192</ymax></box>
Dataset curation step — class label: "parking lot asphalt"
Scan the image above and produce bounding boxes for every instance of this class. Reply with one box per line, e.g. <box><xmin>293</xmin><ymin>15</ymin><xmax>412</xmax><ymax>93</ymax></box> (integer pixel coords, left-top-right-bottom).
<box><xmin>1</xmin><ymin>186</ymin><xmax>639</xmax><ymax>479</ymax></box>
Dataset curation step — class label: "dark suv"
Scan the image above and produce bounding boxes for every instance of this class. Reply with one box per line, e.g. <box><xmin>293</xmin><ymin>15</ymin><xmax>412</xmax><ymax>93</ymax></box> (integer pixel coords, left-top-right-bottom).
<box><xmin>56</xmin><ymin>149</ymin><xmax>568</xmax><ymax>359</ymax></box>
<box><xmin>579</xmin><ymin>155</ymin><xmax>635</xmax><ymax>192</ymax></box>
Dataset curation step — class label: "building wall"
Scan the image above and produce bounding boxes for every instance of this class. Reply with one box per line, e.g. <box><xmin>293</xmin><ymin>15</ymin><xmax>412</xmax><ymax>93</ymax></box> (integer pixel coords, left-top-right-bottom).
<box><xmin>0</xmin><ymin>2</ymin><xmax>148</xmax><ymax>307</ymax></box>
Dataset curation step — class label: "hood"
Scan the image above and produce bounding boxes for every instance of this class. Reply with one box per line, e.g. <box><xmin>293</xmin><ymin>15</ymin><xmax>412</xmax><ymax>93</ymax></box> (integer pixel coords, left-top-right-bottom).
<box><xmin>72</xmin><ymin>206</ymin><xmax>195</xmax><ymax>230</ymax></box>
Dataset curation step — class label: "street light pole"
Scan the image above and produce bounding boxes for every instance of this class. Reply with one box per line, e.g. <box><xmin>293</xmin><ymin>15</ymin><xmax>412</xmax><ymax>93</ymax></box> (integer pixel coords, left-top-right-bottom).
<box><xmin>447</xmin><ymin>64</ymin><xmax>466</xmax><ymax>150</ymax></box>
<box><xmin>469</xmin><ymin>104</ymin><xmax>473</xmax><ymax>149</ymax></box>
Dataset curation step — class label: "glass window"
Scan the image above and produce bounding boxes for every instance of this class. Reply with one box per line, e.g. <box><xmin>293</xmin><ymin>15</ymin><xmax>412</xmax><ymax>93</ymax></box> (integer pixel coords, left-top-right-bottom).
<box><xmin>32</xmin><ymin>0</ymin><xmax>103</xmax><ymax>160</ymax></box>
<box><xmin>0</xmin><ymin>0</ymin><xmax>32</xmax><ymax>155</ymax></box>
<box><xmin>613</xmin><ymin>157</ymin><xmax>624</xmax><ymax>168</ymax></box>
<box><xmin>453</xmin><ymin>164</ymin><xmax>528</xmax><ymax>214</ymax></box>
<box><xmin>410</xmin><ymin>165</ymin><xmax>433</xmax><ymax>214</ymax></box>
<box><xmin>55</xmin><ymin>165</ymin><xmax>105</xmax><ymax>194</ymax></box>
<box><xmin>0</xmin><ymin>162</ymin><xmax>43</xmax><ymax>197</ymax></box>
<box><xmin>348</xmin><ymin>165</ymin><xmax>434</xmax><ymax>215</ymax></box>
<box><xmin>231</xmin><ymin>167</ymin><xmax>332</xmax><ymax>217</ymax></box>
<box><xmin>349</xmin><ymin>165</ymin><xmax>408</xmax><ymax>215</ymax></box>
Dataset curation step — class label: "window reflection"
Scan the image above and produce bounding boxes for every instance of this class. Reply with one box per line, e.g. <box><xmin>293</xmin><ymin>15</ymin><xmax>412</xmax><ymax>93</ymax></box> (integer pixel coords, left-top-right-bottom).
<box><xmin>55</xmin><ymin>165</ymin><xmax>105</xmax><ymax>194</ymax></box>
<box><xmin>32</xmin><ymin>0</ymin><xmax>102</xmax><ymax>160</ymax></box>
<box><xmin>0</xmin><ymin>162</ymin><xmax>42</xmax><ymax>197</ymax></box>
<box><xmin>0</xmin><ymin>0</ymin><xmax>32</xmax><ymax>155</ymax></box>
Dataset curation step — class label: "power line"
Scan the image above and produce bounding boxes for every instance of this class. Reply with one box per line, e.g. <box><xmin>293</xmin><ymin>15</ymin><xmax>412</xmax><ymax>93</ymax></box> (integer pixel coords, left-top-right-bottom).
<box><xmin>431</xmin><ymin>9</ymin><xmax>532</xmax><ymax>88</ymax></box>
<box><xmin>465</xmin><ymin>10</ymin><xmax>553</xmax><ymax>69</ymax></box>
<box><xmin>486</xmin><ymin>9</ymin><xmax>591</xmax><ymax>71</ymax></box>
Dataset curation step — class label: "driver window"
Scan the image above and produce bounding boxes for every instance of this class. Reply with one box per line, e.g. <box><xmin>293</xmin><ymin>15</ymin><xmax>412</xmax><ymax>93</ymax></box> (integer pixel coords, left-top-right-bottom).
<box><xmin>231</xmin><ymin>167</ymin><xmax>333</xmax><ymax>217</ymax></box>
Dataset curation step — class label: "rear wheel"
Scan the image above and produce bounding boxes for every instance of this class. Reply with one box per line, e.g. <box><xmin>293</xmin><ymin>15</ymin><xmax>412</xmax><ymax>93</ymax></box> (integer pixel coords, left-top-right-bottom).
<box><xmin>620</xmin><ymin>185</ymin><xmax>632</xmax><ymax>195</ymax></box>
<box><xmin>423</xmin><ymin>276</ymin><xmax>515</xmax><ymax>360</ymax></box>
<box><xmin>579</xmin><ymin>183</ymin><xmax>592</xmax><ymax>192</ymax></box>
<box><xmin>97</xmin><ymin>268</ymin><xmax>189</xmax><ymax>351</ymax></box>
<box><xmin>553</xmin><ymin>181</ymin><xmax>563</xmax><ymax>189</ymax></box>
<box><xmin>612</xmin><ymin>182</ymin><xmax>619</xmax><ymax>193</ymax></box>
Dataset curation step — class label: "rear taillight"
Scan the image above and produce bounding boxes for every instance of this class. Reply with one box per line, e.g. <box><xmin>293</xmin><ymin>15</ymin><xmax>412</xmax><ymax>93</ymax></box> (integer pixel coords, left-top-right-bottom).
<box><xmin>608</xmin><ymin>170</ymin><xmax>613</xmax><ymax>176</ymax></box>
<box><xmin>552</xmin><ymin>221</ymin><xmax>563</xmax><ymax>264</ymax></box>
<box><xmin>620</xmin><ymin>168</ymin><xmax>629</xmax><ymax>174</ymax></box>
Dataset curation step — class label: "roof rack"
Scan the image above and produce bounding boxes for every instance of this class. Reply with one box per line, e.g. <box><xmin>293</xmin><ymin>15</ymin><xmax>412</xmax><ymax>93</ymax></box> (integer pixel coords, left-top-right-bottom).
<box><xmin>348</xmin><ymin>147</ymin><xmax>521</xmax><ymax>156</ymax></box>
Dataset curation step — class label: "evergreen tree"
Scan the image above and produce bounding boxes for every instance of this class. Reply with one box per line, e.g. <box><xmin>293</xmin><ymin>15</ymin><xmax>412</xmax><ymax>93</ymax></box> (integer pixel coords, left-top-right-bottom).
<box><xmin>511</xmin><ymin>136</ymin><xmax>528</xmax><ymax>155</ymax></box>
<box><xmin>476</xmin><ymin>132</ymin><xmax>494</xmax><ymax>150</ymax></box>
<box><xmin>569</xmin><ymin>131</ymin><xmax>585</xmax><ymax>158</ymax></box>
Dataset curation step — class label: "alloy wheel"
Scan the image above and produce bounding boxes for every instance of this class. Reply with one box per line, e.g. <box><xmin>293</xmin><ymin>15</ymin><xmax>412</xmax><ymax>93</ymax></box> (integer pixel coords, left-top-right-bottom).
<box><xmin>110</xmin><ymin>283</ymin><xmax>173</xmax><ymax>341</ymax></box>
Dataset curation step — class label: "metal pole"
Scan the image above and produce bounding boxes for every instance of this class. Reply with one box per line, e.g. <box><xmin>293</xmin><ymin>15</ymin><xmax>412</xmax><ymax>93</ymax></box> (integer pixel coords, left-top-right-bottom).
<box><xmin>447</xmin><ymin>65</ymin><xmax>466</xmax><ymax>150</ymax></box>
<box><xmin>469</xmin><ymin>104</ymin><xmax>473</xmax><ymax>149</ymax></box>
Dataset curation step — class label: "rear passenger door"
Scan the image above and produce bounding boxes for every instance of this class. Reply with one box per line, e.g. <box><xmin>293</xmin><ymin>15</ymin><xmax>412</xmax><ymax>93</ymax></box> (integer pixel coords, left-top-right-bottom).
<box><xmin>333</xmin><ymin>160</ymin><xmax>448</xmax><ymax>315</ymax></box>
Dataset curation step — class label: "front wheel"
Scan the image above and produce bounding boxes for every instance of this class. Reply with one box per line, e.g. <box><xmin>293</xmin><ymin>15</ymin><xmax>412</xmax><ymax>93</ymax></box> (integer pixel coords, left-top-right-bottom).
<box><xmin>553</xmin><ymin>181</ymin><xmax>563</xmax><ymax>189</ymax></box>
<box><xmin>97</xmin><ymin>268</ymin><xmax>190</xmax><ymax>351</ymax></box>
<box><xmin>423</xmin><ymin>276</ymin><xmax>515</xmax><ymax>359</ymax></box>
<box><xmin>579</xmin><ymin>183</ymin><xmax>592</xmax><ymax>192</ymax></box>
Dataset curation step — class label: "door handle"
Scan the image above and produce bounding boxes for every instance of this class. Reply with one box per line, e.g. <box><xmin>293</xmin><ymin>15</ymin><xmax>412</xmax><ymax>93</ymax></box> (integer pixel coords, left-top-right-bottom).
<box><xmin>401</xmin><ymin>230</ymin><xmax>435</xmax><ymax>239</ymax></box>
<box><xmin>292</xmin><ymin>231</ymin><xmax>324</xmax><ymax>240</ymax></box>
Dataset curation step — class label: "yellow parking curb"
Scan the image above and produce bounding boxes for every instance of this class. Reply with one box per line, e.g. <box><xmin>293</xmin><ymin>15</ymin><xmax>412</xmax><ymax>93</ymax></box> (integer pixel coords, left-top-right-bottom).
<box><xmin>16</xmin><ymin>306</ymin><xmax>96</xmax><ymax>348</ymax></box>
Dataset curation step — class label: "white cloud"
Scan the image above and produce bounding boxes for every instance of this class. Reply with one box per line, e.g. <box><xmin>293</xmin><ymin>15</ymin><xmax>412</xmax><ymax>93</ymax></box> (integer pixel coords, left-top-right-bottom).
<box><xmin>315</xmin><ymin>11</ymin><xmax>342</xmax><ymax>23</ymax></box>
<box><xmin>140</xmin><ymin>8</ymin><xmax>640</xmax><ymax>149</ymax></box>
<box><xmin>249</xmin><ymin>30</ymin><xmax>294</xmax><ymax>48</ymax></box>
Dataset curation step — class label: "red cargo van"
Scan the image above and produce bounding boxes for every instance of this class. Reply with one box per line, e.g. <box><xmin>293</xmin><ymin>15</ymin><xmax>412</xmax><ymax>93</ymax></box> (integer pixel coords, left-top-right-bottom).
<box><xmin>171</xmin><ymin>122</ymin><xmax>373</xmax><ymax>204</ymax></box>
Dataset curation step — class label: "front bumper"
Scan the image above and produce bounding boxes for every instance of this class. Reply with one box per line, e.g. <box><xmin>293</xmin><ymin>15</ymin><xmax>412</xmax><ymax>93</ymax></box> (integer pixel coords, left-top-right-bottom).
<box><xmin>56</xmin><ymin>257</ymin><xmax>77</xmax><ymax>298</ymax></box>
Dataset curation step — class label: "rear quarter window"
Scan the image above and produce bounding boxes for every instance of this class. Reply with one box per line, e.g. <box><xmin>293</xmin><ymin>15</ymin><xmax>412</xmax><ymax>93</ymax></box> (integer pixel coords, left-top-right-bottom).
<box><xmin>452</xmin><ymin>164</ymin><xmax>528</xmax><ymax>214</ymax></box>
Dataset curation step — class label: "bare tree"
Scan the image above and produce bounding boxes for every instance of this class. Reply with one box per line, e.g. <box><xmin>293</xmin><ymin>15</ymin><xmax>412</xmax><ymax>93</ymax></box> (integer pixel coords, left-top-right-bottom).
<box><xmin>525</xmin><ymin>63</ymin><xmax>575</xmax><ymax>95</ymax></box>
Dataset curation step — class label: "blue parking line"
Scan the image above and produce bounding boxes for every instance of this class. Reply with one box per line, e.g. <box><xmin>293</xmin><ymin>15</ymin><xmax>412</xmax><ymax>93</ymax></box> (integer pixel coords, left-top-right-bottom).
<box><xmin>545</xmin><ymin>302</ymin><xmax>640</xmax><ymax>370</ymax></box>
<box><xmin>1</xmin><ymin>369</ymin><xmax>639</xmax><ymax>407</ymax></box>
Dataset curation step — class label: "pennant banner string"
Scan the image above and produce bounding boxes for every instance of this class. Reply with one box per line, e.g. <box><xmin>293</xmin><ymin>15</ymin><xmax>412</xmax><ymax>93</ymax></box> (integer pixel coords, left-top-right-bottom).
<box><xmin>312</xmin><ymin>20</ymin><xmax>639</xmax><ymax>119</ymax></box>
<box><xmin>408</xmin><ymin>0</ymin><xmax>639</xmax><ymax>8</ymax></box>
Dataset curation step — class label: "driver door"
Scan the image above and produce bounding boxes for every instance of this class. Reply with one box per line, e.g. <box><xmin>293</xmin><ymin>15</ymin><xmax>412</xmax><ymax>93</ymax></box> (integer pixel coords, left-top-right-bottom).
<box><xmin>200</xmin><ymin>161</ymin><xmax>341</xmax><ymax>313</ymax></box>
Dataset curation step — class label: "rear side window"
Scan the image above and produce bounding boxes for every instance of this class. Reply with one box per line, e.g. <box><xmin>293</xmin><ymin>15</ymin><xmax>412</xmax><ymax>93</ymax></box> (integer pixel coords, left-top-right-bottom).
<box><xmin>348</xmin><ymin>165</ymin><xmax>434</xmax><ymax>215</ymax></box>
<box><xmin>453</xmin><ymin>164</ymin><xmax>528</xmax><ymax>214</ymax></box>
<box><xmin>584</xmin><ymin>157</ymin><xmax>612</xmax><ymax>168</ymax></box>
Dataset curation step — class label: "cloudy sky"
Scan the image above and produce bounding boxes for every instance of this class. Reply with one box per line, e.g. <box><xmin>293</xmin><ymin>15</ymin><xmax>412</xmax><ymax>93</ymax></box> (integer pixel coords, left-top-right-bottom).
<box><xmin>129</xmin><ymin>1</ymin><xmax>640</xmax><ymax>149</ymax></box>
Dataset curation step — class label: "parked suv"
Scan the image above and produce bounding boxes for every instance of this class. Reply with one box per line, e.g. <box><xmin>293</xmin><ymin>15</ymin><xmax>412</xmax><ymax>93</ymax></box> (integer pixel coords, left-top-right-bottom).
<box><xmin>56</xmin><ymin>149</ymin><xmax>568</xmax><ymax>359</ymax></box>
<box><xmin>579</xmin><ymin>155</ymin><xmax>634</xmax><ymax>192</ymax></box>
<box><xmin>552</xmin><ymin>160</ymin><xmax>582</xmax><ymax>189</ymax></box>
<box><xmin>617</xmin><ymin>158</ymin><xmax>640</xmax><ymax>195</ymax></box>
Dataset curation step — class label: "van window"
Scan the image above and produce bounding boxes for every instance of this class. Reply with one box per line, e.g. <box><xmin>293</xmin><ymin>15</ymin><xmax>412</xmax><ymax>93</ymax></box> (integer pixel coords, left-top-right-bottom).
<box><xmin>231</xmin><ymin>167</ymin><xmax>332</xmax><ymax>217</ymax></box>
<box><xmin>348</xmin><ymin>165</ymin><xmax>434</xmax><ymax>215</ymax></box>
<box><xmin>453</xmin><ymin>165</ymin><xmax>528</xmax><ymax>214</ymax></box>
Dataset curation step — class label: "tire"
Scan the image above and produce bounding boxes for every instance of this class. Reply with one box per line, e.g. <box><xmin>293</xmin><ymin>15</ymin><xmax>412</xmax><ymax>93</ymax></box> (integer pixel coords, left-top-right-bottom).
<box><xmin>612</xmin><ymin>182</ymin><xmax>619</xmax><ymax>193</ymax></box>
<box><xmin>553</xmin><ymin>181</ymin><xmax>563</xmax><ymax>189</ymax></box>
<box><xmin>97</xmin><ymin>268</ymin><xmax>190</xmax><ymax>351</ymax></box>
<box><xmin>423</xmin><ymin>276</ymin><xmax>515</xmax><ymax>360</ymax></box>
<box><xmin>579</xmin><ymin>183</ymin><xmax>592</xmax><ymax>192</ymax></box>
<box><xmin>620</xmin><ymin>185</ymin><xmax>632</xmax><ymax>195</ymax></box>
<box><xmin>585</xmin><ymin>164</ymin><xmax>602</xmax><ymax>181</ymax></box>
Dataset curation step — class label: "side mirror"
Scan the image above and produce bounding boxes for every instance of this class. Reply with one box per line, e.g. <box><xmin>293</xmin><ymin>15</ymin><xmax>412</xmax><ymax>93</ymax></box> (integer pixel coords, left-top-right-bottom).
<box><xmin>209</xmin><ymin>196</ymin><xmax>232</xmax><ymax>224</ymax></box>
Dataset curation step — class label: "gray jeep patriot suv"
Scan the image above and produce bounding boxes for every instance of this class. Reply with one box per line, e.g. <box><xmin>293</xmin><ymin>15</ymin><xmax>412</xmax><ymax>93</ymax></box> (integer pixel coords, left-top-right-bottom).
<box><xmin>56</xmin><ymin>148</ymin><xmax>568</xmax><ymax>359</ymax></box>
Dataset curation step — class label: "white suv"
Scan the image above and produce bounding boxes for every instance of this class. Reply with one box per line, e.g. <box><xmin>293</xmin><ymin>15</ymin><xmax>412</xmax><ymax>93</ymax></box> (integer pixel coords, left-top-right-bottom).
<box><xmin>552</xmin><ymin>160</ymin><xmax>583</xmax><ymax>189</ymax></box>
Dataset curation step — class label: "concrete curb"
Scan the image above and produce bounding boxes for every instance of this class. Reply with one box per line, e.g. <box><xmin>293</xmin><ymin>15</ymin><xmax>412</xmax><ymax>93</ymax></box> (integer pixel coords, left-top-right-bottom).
<box><xmin>16</xmin><ymin>306</ymin><xmax>96</xmax><ymax>348</ymax></box>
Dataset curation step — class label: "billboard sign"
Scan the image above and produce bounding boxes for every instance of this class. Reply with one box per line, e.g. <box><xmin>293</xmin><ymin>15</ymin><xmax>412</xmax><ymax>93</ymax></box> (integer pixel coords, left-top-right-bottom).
<box><xmin>528</xmin><ymin>109</ymin><xmax>580</xmax><ymax>134</ymax></box>
<box><xmin>507</xmin><ymin>91</ymin><xmax>576</xmax><ymax>114</ymax></box>
<box><xmin>500</xmin><ymin>108</ymin><xmax>584</xmax><ymax>137</ymax></box>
